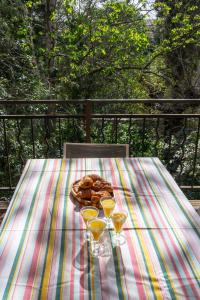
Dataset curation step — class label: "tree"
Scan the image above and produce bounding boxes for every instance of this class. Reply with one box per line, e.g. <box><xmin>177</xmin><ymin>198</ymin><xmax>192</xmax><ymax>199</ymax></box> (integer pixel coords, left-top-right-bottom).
<box><xmin>144</xmin><ymin>0</ymin><xmax>200</xmax><ymax>182</ymax></box>
<box><xmin>154</xmin><ymin>0</ymin><xmax>200</xmax><ymax>99</ymax></box>
<box><xmin>0</xmin><ymin>0</ymin><xmax>151</xmax><ymax>99</ymax></box>
<box><xmin>52</xmin><ymin>0</ymin><xmax>150</xmax><ymax>98</ymax></box>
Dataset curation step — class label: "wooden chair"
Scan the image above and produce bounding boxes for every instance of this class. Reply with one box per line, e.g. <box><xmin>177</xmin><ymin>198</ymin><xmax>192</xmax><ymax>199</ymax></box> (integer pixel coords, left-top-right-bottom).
<box><xmin>63</xmin><ymin>143</ymin><xmax>129</xmax><ymax>158</ymax></box>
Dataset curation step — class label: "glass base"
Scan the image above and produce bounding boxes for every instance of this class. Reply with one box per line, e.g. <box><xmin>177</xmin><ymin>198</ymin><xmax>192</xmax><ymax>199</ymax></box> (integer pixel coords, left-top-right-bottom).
<box><xmin>112</xmin><ymin>232</ymin><xmax>126</xmax><ymax>246</ymax></box>
<box><xmin>90</xmin><ymin>241</ymin><xmax>102</xmax><ymax>257</ymax></box>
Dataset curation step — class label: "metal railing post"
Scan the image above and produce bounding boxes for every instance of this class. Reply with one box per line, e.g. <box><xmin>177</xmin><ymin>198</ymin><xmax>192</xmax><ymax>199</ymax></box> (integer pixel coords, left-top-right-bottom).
<box><xmin>85</xmin><ymin>100</ymin><xmax>92</xmax><ymax>143</ymax></box>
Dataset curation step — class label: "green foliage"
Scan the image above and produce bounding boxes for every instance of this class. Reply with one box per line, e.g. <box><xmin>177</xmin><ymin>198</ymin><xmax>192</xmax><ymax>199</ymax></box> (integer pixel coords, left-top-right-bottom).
<box><xmin>55</xmin><ymin>1</ymin><xmax>150</xmax><ymax>98</ymax></box>
<box><xmin>1</xmin><ymin>0</ymin><xmax>199</xmax><ymax>99</ymax></box>
<box><xmin>0</xmin><ymin>0</ymin><xmax>151</xmax><ymax>99</ymax></box>
<box><xmin>154</xmin><ymin>0</ymin><xmax>200</xmax><ymax>52</ymax></box>
<box><xmin>152</xmin><ymin>0</ymin><xmax>200</xmax><ymax>98</ymax></box>
<box><xmin>0</xmin><ymin>0</ymin><xmax>200</xmax><ymax>199</ymax></box>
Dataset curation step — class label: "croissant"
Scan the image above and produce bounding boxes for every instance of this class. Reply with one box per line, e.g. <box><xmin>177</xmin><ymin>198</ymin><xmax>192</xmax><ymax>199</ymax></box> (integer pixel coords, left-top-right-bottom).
<box><xmin>91</xmin><ymin>195</ymin><xmax>100</xmax><ymax>203</ymax></box>
<box><xmin>73</xmin><ymin>183</ymin><xmax>80</xmax><ymax>194</ymax></box>
<box><xmin>88</xmin><ymin>174</ymin><xmax>102</xmax><ymax>182</ymax></box>
<box><xmin>98</xmin><ymin>190</ymin><xmax>111</xmax><ymax>198</ymax></box>
<box><xmin>79</xmin><ymin>176</ymin><xmax>93</xmax><ymax>189</ymax></box>
<box><xmin>92</xmin><ymin>180</ymin><xmax>113</xmax><ymax>193</ymax></box>
<box><xmin>103</xmin><ymin>185</ymin><xmax>113</xmax><ymax>193</ymax></box>
<box><xmin>91</xmin><ymin>190</ymin><xmax>111</xmax><ymax>202</ymax></box>
<box><xmin>77</xmin><ymin>188</ymin><xmax>92</xmax><ymax>199</ymax></box>
<box><xmin>92</xmin><ymin>180</ymin><xmax>103</xmax><ymax>191</ymax></box>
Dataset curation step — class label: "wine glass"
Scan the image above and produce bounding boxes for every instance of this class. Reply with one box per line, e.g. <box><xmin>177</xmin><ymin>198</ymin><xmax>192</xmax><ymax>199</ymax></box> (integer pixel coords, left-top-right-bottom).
<box><xmin>80</xmin><ymin>206</ymin><xmax>99</xmax><ymax>241</ymax></box>
<box><xmin>111</xmin><ymin>211</ymin><xmax>128</xmax><ymax>246</ymax></box>
<box><xmin>87</xmin><ymin>218</ymin><xmax>107</xmax><ymax>257</ymax></box>
<box><xmin>100</xmin><ymin>196</ymin><xmax>116</xmax><ymax>228</ymax></box>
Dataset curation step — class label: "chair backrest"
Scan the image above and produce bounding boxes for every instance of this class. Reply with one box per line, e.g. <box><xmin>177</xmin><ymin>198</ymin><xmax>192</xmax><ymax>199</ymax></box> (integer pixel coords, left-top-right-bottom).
<box><xmin>63</xmin><ymin>143</ymin><xmax>129</xmax><ymax>158</ymax></box>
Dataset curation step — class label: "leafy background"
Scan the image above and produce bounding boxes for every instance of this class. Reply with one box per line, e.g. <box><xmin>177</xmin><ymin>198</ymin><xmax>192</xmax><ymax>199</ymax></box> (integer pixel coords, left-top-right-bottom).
<box><xmin>0</xmin><ymin>0</ymin><xmax>199</xmax><ymax>199</ymax></box>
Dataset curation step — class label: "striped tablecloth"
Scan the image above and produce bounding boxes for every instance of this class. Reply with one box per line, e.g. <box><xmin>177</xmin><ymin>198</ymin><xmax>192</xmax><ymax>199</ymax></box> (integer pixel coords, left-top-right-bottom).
<box><xmin>0</xmin><ymin>158</ymin><xmax>200</xmax><ymax>299</ymax></box>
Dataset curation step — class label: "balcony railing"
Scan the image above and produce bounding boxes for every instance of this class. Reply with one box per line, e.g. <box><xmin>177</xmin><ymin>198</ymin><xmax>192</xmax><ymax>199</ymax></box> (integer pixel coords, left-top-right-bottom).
<box><xmin>0</xmin><ymin>99</ymin><xmax>199</xmax><ymax>200</ymax></box>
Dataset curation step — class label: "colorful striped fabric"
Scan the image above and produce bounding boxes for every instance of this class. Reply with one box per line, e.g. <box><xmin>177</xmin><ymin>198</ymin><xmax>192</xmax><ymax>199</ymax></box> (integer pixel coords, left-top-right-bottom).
<box><xmin>0</xmin><ymin>158</ymin><xmax>199</xmax><ymax>300</ymax></box>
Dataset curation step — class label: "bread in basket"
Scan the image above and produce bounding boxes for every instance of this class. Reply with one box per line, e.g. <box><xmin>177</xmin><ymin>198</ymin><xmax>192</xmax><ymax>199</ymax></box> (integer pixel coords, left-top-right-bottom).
<box><xmin>71</xmin><ymin>174</ymin><xmax>113</xmax><ymax>208</ymax></box>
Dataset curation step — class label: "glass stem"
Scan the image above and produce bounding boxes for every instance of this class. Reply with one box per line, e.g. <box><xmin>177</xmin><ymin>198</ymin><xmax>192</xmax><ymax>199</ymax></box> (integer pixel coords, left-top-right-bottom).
<box><xmin>106</xmin><ymin>217</ymin><xmax>111</xmax><ymax>228</ymax></box>
<box><xmin>86</xmin><ymin>229</ymin><xmax>90</xmax><ymax>240</ymax></box>
<box><xmin>115</xmin><ymin>232</ymin><xmax>121</xmax><ymax>246</ymax></box>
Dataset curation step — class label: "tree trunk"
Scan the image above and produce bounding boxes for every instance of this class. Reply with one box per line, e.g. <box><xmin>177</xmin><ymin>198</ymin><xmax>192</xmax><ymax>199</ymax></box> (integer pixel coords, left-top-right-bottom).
<box><xmin>45</xmin><ymin>0</ymin><xmax>57</xmax><ymax>92</ymax></box>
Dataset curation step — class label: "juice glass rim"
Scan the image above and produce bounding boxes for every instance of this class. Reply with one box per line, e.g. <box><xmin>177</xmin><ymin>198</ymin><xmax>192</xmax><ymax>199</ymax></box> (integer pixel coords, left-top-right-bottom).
<box><xmin>111</xmin><ymin>210</ymin><xmax>128</xmax><ymax>220</ymax></box>
<box><xmin>100</xmin><ymin>196</ymin><xmax>115</xmax><ymax>204</ymax></box>
<box><xmin>87</xmin><ymin>217</ymin><xmax>107</xmax><ymax>228</ymax></box>
<box><xmin>80</xmin><ymin>206</ymin><xmax>99</xmax><ymax>215</ymax></box>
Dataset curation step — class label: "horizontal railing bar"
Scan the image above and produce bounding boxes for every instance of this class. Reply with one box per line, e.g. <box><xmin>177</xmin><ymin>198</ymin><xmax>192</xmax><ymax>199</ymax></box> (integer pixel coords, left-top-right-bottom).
<box><xmin>180</xmin><ymin>186</ymin><xmax>200</xmax><ymax>189</ymax></box>
<box><xmin>91</xmin><ymin>114</ymin><xmax>200</xmax><ymax>118</ymax></box>
<box><xmin>87</xmin><ymin>99</ymin><xmax>200</xmax><ymax>103</ymax></box>
<box><xmin>0</xmin><ymin>187</ymin><xmax>15</xmax><ymax>191</ymax></box>
<box><xmin>0</xmin><ymin>99</ymin><xmax>200</xmax><ymax>105</ymax></box>
<box><xmin>0</xmin><ymin>115</ymin><xmax>85</xmax><ymax>119</ymax></box>
<box><xmin>0</xmin><ymin>100</ymin><xmax>85</xmax><ymax>105</ymax></box>
<box><xmin>1</xmin><ymin>114</ymin><xmax>200</xmax><ymax>119</ymax></box>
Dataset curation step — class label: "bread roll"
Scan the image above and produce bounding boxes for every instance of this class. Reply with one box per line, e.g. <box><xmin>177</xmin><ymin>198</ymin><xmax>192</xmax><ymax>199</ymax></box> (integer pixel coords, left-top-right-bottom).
<box><xmin>88</xmin><ymin>174</ymin><xmax>102</xmax><ymax>182</ymax></box>
<box><xmin>77</xmin><ymin>188</ymin><xmax>92</xmax><ymax>199</ymax></box>
<box><xmin>79</xmin><ymin>176</ymin><xmax>93</xmax><ymax>189</ymax></box>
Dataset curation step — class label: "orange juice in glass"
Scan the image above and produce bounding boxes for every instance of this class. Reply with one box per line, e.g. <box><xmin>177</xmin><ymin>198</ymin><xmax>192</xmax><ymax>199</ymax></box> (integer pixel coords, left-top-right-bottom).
<box><xmin>100</xmin><ymin>197</ymin><xmax>116</xmax><ymax>227</ymax></box>
<box><xmin>111</xmin><ymin>211</ymin><xmax>127</xmax><ymax>245</ymax></box>
<box><xmin>87</xmin><ymin>218</ymin><xmax>107</xmax><ymax>256</ymax></box>
<box><xmin>80</xmin><ymin>206</ymin><xmax>99</xmax><ymax>241</ymax></box>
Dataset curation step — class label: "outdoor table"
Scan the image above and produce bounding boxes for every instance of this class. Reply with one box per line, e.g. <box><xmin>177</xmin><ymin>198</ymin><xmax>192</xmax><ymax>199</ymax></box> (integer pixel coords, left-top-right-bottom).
<box><xmin>0</xmin><ymin>158</ymin><xmax>199</xmax><ymax>299</ymax></box>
